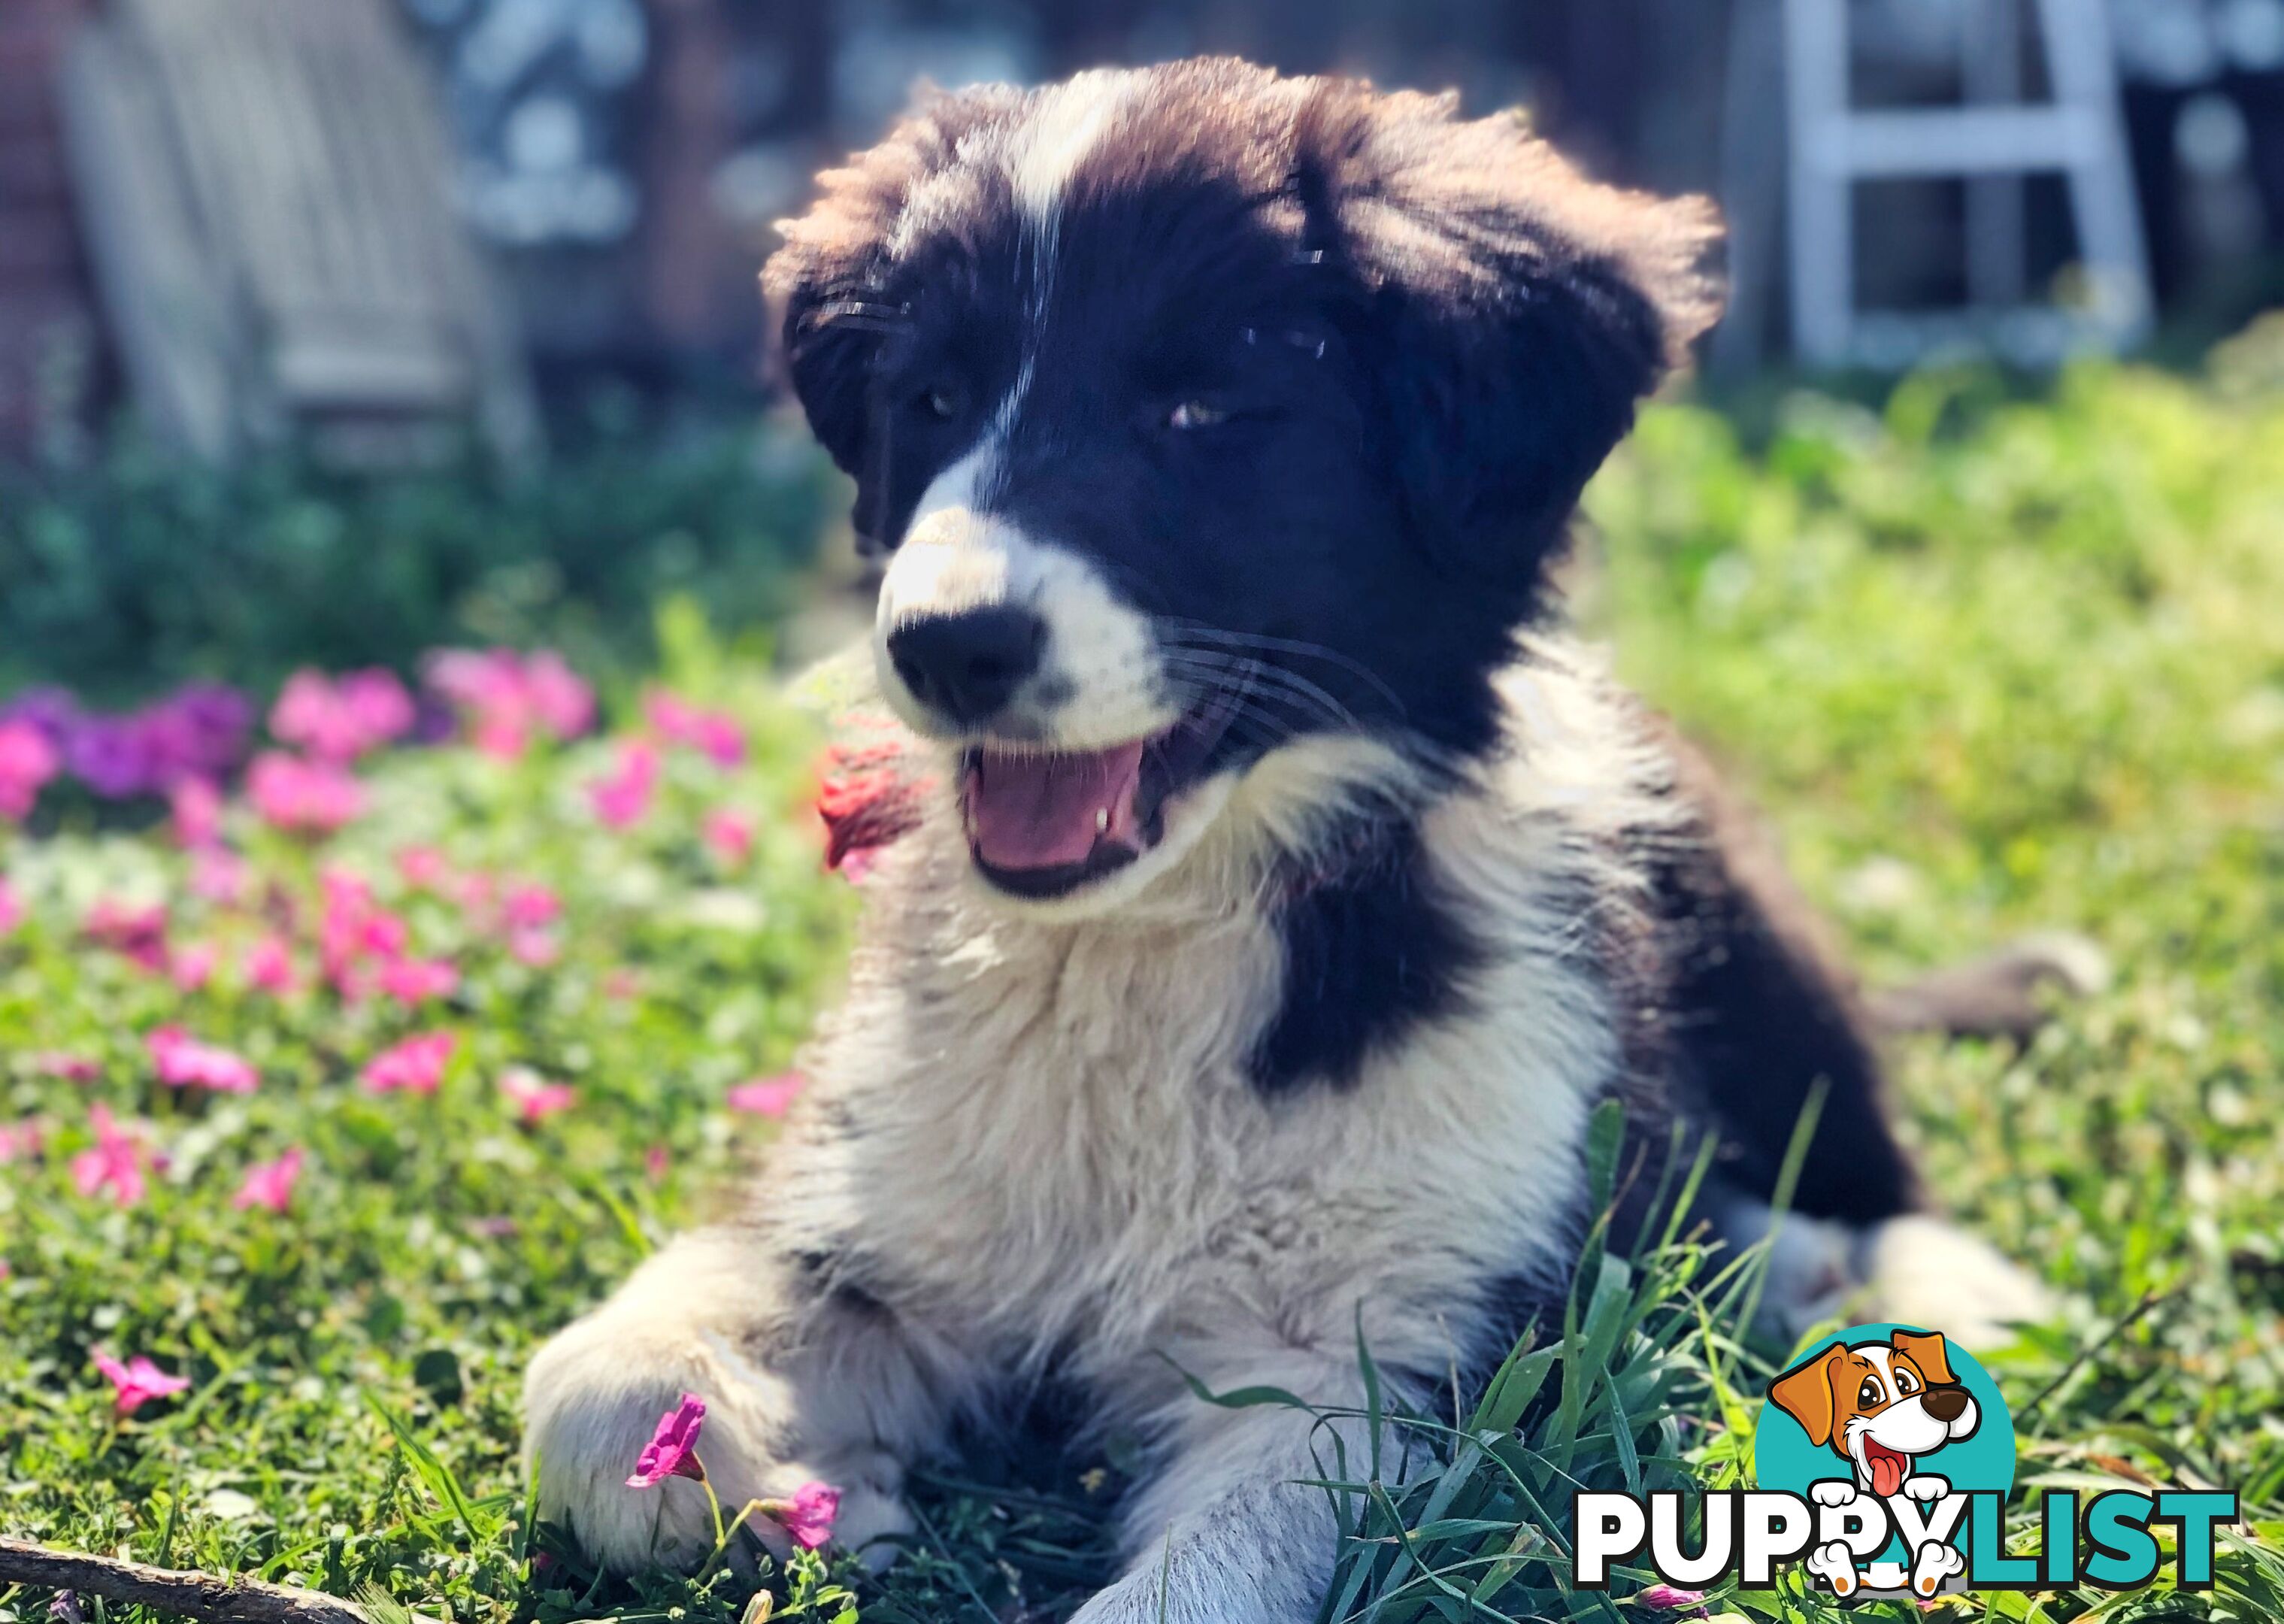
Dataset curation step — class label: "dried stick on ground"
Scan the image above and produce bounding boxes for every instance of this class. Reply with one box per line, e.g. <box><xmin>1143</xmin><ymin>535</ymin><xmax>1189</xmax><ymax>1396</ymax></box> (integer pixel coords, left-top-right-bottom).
<box><xmin>0</xmin><ymin>1537</ymin><xmax>372</xmax><ymax>1624</ymax></box>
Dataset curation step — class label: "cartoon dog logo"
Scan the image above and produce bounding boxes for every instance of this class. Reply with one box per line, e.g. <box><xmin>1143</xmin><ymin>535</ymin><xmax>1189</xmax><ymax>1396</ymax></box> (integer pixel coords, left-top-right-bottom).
<box><xmin>1768</xmin><ymin>1328</ymin><xmax>1981</xmax><ymax>1598</ymax></box>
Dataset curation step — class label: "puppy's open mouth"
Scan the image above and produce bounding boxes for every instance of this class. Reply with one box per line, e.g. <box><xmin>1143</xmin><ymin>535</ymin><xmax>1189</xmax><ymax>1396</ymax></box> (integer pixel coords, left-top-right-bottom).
<box><xmin>960</xmin><ymin>694</ymin><xmax>1241</xmax><ymax>899</ymax></box>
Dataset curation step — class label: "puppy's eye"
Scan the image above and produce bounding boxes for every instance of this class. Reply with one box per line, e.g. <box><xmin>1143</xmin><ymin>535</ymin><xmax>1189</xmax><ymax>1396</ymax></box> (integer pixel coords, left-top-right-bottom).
<box><xmin>916</xmin><ymin>383</ymin><xmax>968</xmax><ymax>421</ymax></box>
<box><xmin>1895</xmin><ymin>1370</ymin><xmax>1918</xmax><ymax>1394</ymax></box>
<box><xmin>1859</xmin><ymin>1378</ymin><xmax>1884</xmax><ymax>1407</ymax></box>
<box><xmin>1168</xmin><ymin>399</ymin><xmax>1229</xmax><ymax>430</ymax></box>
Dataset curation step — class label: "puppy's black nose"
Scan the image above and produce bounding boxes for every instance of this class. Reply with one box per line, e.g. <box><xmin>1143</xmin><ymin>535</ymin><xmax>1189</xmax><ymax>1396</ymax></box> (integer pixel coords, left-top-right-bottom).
<box><xmin>1922</xmin><ymin>1386</ymin><xmax>1969</xmax><ymax>1423</ymax></box>
<box><xmin>886</xmin><ymin>607</ymin><xmax>1047</xmax><ymax>726</ymax></box>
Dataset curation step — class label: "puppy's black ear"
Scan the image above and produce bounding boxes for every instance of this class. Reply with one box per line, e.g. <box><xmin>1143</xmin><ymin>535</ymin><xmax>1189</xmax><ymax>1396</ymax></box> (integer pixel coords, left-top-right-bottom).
<box><xmin>764</xmin><ymin>84</ymin><xmax>1024</xmax><ymax>477</ymax></box>
<box><xmin>1299</xmin><ymin>86</ymin><xmax>1723</xmax><ymax>577</ymax></box>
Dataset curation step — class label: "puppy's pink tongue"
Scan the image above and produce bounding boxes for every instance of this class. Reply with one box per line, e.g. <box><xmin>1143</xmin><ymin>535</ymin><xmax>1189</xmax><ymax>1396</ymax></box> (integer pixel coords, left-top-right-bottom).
<box><xmin>1869</xmin><ymin>1452</ymin><xmax>1907</xmax><ymax>1498</ymax></box>
<box><xmin>965</xmin><ymin>743</ymin><xmax>1147</xmax><ymax>871</ymax></box>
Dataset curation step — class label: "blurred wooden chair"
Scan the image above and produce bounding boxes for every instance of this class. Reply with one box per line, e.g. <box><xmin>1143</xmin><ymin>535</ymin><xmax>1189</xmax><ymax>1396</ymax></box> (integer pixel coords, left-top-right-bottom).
<box><xmin>60</xmin><ymin>0</ymin><xmax>537</xmax><ymax>464</ymax></box>
<box><xmin>1782</xmin><ymin>0</ymin><xmax>2153</xmax><ymax>367</ymax></box>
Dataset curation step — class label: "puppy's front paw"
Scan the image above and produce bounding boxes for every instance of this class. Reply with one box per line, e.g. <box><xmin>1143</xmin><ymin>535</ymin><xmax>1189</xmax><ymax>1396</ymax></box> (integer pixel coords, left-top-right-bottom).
<box><xmin>1911</xmin><ymin>1539</ymin><xmax>1966</xmax><ymax>1597</ymax></box>
<box><xmin>1810</xmin><ymin>1479</ymin><xmax>1860</xmax><ymax>1509</ymax></box>
<box><xmin>523</xmin><ymin>1314</ymin><xmax>762</xmax><ymax>1573</ymax></box>
<box><xmin>1804</xmin><ymin>1540</ymin><xmax>1858</xmax><ymax>1596</ymax></box>
<box><xmin>1902</xmin><ymin>1474</ymin><xmax>1951</xmax><ymax>1501</ymax></box>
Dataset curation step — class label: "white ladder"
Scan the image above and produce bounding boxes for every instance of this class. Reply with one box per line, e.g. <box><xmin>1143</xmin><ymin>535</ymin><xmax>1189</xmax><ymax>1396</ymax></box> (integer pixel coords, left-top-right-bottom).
<box><xmin>1783</xmin><ymin>0</ymin><xmax>2154</xmax><ymax>368</ymax></box>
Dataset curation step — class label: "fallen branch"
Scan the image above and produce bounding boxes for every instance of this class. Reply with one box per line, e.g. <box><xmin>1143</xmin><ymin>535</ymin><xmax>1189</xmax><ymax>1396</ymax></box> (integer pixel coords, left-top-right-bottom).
<box><xmin>0</xmin><ymin>1536</ymin><xmax>372</xmax><ymax>1624</ymax></box>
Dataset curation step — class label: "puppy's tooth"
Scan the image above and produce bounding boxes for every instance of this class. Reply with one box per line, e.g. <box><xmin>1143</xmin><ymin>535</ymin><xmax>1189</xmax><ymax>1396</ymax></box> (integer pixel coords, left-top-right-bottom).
<box><xmin>1095</xmin><ymin>807</ymin><xmax>1110</xmax><ymax>833</ymax></box>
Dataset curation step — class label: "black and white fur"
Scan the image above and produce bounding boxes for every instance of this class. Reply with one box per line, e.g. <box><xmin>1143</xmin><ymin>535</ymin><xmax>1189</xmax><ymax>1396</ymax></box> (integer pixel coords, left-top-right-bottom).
<box><xmin>524</xmin><ymin>59</ymin><xmax>2048</xmax><ymax>1619</ymax></box>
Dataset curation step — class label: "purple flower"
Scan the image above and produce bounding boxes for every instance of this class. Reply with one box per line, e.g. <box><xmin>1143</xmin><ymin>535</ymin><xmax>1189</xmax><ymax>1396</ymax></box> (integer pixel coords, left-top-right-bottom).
<box><xmin>65</xmin><ymin>715</ymin><xmax>156</xmax><ymax>799</ymax></box>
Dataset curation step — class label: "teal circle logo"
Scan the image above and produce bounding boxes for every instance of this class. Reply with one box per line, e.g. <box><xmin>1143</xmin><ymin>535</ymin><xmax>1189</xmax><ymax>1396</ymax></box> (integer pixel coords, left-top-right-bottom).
<box><xmin>1753</xmin><ymin>1323</ymin><xmax>2014</xmax><ymax>1595</ymax></box>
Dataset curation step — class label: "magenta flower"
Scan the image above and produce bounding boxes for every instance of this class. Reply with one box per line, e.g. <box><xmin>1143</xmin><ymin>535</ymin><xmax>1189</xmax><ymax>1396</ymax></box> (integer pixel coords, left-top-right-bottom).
<box><xmin>645</xmin><ymin>691</ymin><xmax>747</xmax><ymax>768</ymax></box>
<box><xmin>168</xmin><ymin>777</ymin><xmax>224</xmax><ymax>850</ymax></box>
<box><xmin>644</xmin><ymin>1144</ymin><xmax>670</xmax><ymax>1183</ymax></box>
<box><xmin>247</xmin><ymin>752</ymin><xmax>365</xmax><ymax>835</ymax></box>
<box><xmin>232</xmin><ymin>1147</ymin><xmax>304</xmax><ymax>1213</ymax></box>
<box><xmin>0</xmin><ymin>1118</ymin><xmax>44</xmax><ymax>1162</ymax></box>
<box><xmin>0</xmin><ymin>719</ymin><xmax>60</xmax><ymax>820</ymax></box>
<box><xmin>766</xmin><ymin>1482</ymin><xmax>842</xmax><ymax>1550</ymax></box>
<box><xmin>499</xmin><ymin>1067</ymin><xmax>575</xmax><ymax>1125</ymax></box>
<box><xmin>507</xmin><ymin>927</ymin><xmax>560</xmax><ymax>968</ymax></box>
<box><xmin>168</xmin><ymin>941</ymin><xmax>220</xmax><ymax>992</ymax></box>
<box><xmin>244</xmin><ymin>936</ymin><xmax>298</xmax><ymax>995</ymax></box>
<box><xmin>1634</xmin><ymin>1584</ymin><xmax>1708</xmax><ymax>1611</ymax></box>
<box><xmin>501</xmin><ymin>883</ymin><xmax>561</xmax><ymax>931</ymax></box>
<box><xmin>529</xmin><ymin>652</ymin><xmax>595</xmax><ymax>737</ymax></box>
<box><xmin>271</xmin><ymin>668</ymin><xmax>413</xmax><ymax>762</ymax></box>
<box><xmin>84</xmin><ymin>898</ymin><xmax>169</xmax><ymax>973</ymax></box>
<box><xmin>727</xmin><ymin>1071</ymin><xmax>807</xmax><ymax>1119</ymax></box>
<box><xmin>423</xmin><ymin>647</ymin><xmax>593</xmax><ymax>757</ymax></box>
<box><xmin>147</xmin><ymin>1027</ymin><xmax>258</xmax><ymax>1093</ymax></box>
<box><xmin>30</xmin><ymin>1051</ymin><xmax>100</xmax><ymax>1083</ymax></box>
<box><xmin>188</xmin><ymin>848</ymin><xmax>252</xmax><ymax>905</ymax></box>
<box><xmin>70</xmin><ymin>1106</ymin><xmax>148</xmax><ymax>1207</ymax></box>
<box><xmin>702</xmin><ymin>808</ymin><xmax>754</xmax><ymax>865</ymax></box>
<box><xmin>588</xmin><ymin>739</ymin><xmax>660</xmax><ymax>830</ymax></box>
<box><xmin>92</xmin><ymin>1349</ymin><xmax>192</xmax><ymax>1416</ymax></box>
<box><xmin>377</xmin><ymin>956</ymin><xmax>459</xmax><ymax>1005</ymax></box>
<box><xmin>626</xmin><ymin>1392</ymin><xmax>707</xmax><ymax>1487</ymax></box>
<box><xmin>395</xmin><ymin>846</ymin><xmax>451</xmax><ymax>891</ymax></box>
<box><xmin>362</xmin><ymin>1031</ymin><xmax>457</xmax><ymax>1095</ymax></box>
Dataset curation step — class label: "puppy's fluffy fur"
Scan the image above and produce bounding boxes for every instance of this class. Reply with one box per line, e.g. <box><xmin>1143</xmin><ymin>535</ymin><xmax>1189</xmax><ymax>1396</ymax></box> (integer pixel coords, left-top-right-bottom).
<box><xmin>525</xmin><ymin>59</ymin><xmax>2046</xmax><ymax>1621</ymax></box>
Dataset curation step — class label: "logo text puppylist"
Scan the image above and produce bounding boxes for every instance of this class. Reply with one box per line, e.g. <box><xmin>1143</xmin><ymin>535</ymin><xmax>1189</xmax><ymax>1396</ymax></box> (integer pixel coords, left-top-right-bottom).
<box><xmin>1573</xmin><ymin>1323</ymin><xmax>2237</xmax><ymax>1601</ymax></box>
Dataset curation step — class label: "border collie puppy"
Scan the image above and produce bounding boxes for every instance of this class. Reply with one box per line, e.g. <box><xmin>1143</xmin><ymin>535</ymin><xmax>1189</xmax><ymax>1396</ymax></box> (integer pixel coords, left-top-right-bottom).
<box><xmin>525</xmin><ymin>58</ymin><xmax>2046</xmax><ymax>1620</ymax></box>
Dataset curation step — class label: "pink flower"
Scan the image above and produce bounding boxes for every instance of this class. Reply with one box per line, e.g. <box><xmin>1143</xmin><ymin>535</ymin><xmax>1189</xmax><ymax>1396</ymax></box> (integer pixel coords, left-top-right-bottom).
<box><xmin>270</xmin><ymin>669</ymin><xmax>412</xmax><ymax>762</ymax></box>
<box><xmin>168</xmin><ymin>777</ymin><xmax>224</xmax><ymax>849</ymax></box>
<box><xmin>1634</xmin><ymin>1585</ymin><xmax>1708</xmax><ymax>1611</ymax></box>
<box><xmin>423</xmin><ymin>648</ymin><xmax>593</xmax><ymax>756</ymax></box>
<box><xmin>501</xmin><ymin>883</ymin><xmax>561</xmax><ymax>930</ymax></box>
<box><xmin>604</xmin><ymin>968</ymin><xmax>643</xmax><ymax>1001</ymax></box>
<box><xmin>644</xmin><ymin>1144</ymin><xmax>670</xmax><ymax>1183</ymax></box>
<box><xmin>507</xmin><ymin>927</ymin><xmax>560</xmax><ymax>968</ymax></box>
<box><xmin>70</xmin><ymin>1105</ymin><xmax>147</xmax><ymax>1207</ymax></box>
<box><xmin>527</xmin><ymin>653</ymin><xmax>595</xmax><ymax>739</ymax></box>
<box><xmin>0</xmin><ymin>875</ymin><xmax>20</xmax><ymax>937</ymax></box>
<box><xmin>499</xmin><ymin>1067</ymin><xmax>574</xmax><ymax>1125</ymax></box>
<box><xmin>188</xmin><ymin>849</ymin><xmax>252</xmax><ymax>905</ymax></box>
<box><xmin>92</xmin><ymin>1349</ymin><xmax>191</xmax><ymax>1416</ymax></box>
<box><xmin>645</xmin><ymin>691</ymin><xmax>746</xmax><ymax>768</ymax></box>
<box><xmin>85</xmin><ymin>898</ymin><xmax>168</xmax><ymax>972</ymax></box>
<box><xmin>0</xmin><ymin>719</ymin><xmax>60</xmax><ymax>821</ymax></box>
<box><xmin>766</xmin><ymin>1482</ymin><xmax>841</xmax><ymax>1550</ymax></box>
<box><xmin>318</xmin><ymin>871</ymin><xmax>408</xmax><ymax>993</ymax></box>
<box><xmin>0</xmin><ymin>1118</ymin><xmax>44</xmax><ymax>1162</ymax></box>
<box><xmin>726</xmin><ymin>1071</ymin><xmax>806</xmax><ymax>1118</ymax></box>
<box><xmin>147</xmin><ymin>1027</ymin><xmax>258</xmax><ymax>1093</ymax></box>
<box><xmin>588</xmin><ymin>739</ymin><xmax>659</xmax><ymax>830</ymax></box>
<box><xmin>168</xmin><ymin>941</ymin><xmax>220</xmax><ymax>992</ymax></box>
<box><xmin>247</xmin><ymin>752</ymin><xmax>364</xmax><ymax>835</ymax></box>
<box><xmin>30</xmin><ymin>1051</ymin><xmax>100</xmax><ymax>1083</ymax></box>
<box><xmin>232</xmin><ymin>1147</ymin><xmax>304</xmax><ymax>1213</ymax></box>
<box><xmin>395</xmin><ymin>847</ymin><xmax>451</xmax><ymax>891</ymax></box>
<box><xmin>702</xmin><ymin>808</ymin><xmax>754</xmax><ymax>865</ymax></box>
<box><xmin>244</xmin><ymin>936</ymin><xmax>298</xmax><ymax>995</ymax></box>
<box><xmin>626</xmin><ymin>1392</ymin><xmax>707</xmax><ymax>1487</ymax></box>
<box><xmin>362</xmin><ymin>1031</ymin><xmax>457</xmax><ymax>1095</ymax></box>
<box><xmin>377</xmin><ymin>956</ymin><xmax>459</xmax><ymax>1005</ymax></box>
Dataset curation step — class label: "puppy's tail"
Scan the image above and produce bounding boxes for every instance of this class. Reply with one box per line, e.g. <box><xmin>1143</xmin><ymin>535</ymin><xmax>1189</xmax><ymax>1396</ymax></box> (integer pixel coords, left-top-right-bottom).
<box><xmin>1867</xmin><ymin>932</ymin><xmax>2111</xmax><ymax>1044</ymax></box>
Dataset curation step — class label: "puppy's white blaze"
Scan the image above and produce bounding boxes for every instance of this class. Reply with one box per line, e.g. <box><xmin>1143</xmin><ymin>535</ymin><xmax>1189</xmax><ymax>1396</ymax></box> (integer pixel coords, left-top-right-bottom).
<box><xmin>1009</xmin><ymin>71</ymin><xmax>1131</xmax><ymax>224</ymax></box>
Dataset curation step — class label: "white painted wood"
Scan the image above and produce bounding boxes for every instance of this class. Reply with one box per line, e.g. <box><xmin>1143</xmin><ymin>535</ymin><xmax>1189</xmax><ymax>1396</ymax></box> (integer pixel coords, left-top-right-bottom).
<box><xmin>1783</xmin><ymin>0</ymin><xmax>2152</xmax><ymax>367</ymax></box>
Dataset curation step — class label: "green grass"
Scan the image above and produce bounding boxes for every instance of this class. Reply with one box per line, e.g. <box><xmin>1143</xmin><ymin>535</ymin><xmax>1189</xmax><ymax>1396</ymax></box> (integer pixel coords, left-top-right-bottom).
<box><xmin>6</xmin><ymin>344</ymin><xmax>2284</xmax><ymax>1622</ymax></box>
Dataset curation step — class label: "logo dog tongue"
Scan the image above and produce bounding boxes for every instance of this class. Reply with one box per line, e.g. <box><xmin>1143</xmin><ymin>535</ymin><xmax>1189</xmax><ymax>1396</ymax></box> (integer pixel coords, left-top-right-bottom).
<box><xmin>1864</xmin><ymin>1438</ymin><xmax>1908</xmax><ymax>1498</ymax></box>
<box><xmin>968</xmin><ymin>743</ymin><xmax>1147</xmax><ymax>871</ymax></box>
